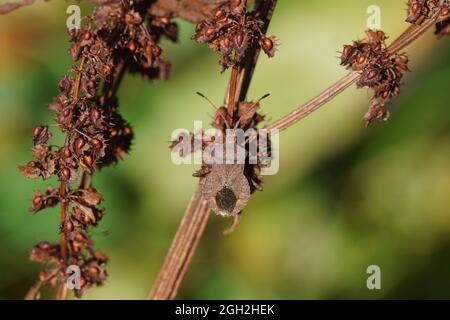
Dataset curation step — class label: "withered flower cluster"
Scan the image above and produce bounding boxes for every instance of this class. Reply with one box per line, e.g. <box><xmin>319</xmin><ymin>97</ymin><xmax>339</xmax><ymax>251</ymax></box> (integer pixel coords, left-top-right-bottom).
<box><xmin>19</xmin><ymin>0</ymin><xmax>177</xmax><ymax>298</ymax></box>
<box><xmin>406</xmin><ymin>0</ymin><xmax>450</xmax><ymax>37</ymax></box>
<box><xmin>194</xmin><ymin>0</ymin><xmax>277</xmax><ymax>70</ymax></box>
<box><xmin>340</xmin><ymin>30</ymin><xmax>409</xmax><ymax>125</ymax></box>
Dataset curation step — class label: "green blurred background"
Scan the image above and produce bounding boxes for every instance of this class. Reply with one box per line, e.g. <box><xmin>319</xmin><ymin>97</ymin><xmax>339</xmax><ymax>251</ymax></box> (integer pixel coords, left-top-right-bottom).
<box><xmin>1</xmin><ymin>0</ymin><xmax>449</xmax><ymax>299</ymax></box>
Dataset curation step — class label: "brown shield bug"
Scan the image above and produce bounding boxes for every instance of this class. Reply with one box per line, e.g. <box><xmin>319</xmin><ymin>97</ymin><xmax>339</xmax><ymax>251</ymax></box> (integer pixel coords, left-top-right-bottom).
<box><xmin>195</xmin><ymin>91</ymin><xmax>270</xmax><ymax>234</ymax></box>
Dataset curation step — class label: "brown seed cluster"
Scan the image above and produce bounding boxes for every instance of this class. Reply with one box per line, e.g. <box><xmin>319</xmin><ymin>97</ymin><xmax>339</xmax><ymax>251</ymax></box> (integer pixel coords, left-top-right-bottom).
<box><xmin>19</xmin><ymin>0</ymin><xmax>177</xmax><ymax>298</ymax></box>
<box><xmin>28</xmin><ymin>240</ymin><xmax>108</xmax><ymax>298</ymax></box>
<box><xmin>406</xmin><ymin>0</ymin><xmax>450</xmax><ymax>37</ymax></box>
<box><xmin>194</xmin><ymin>0</ymin><xmax>277</xmax><ymax>71</ymax></box>
<box><xmin>340</xmin><ymin>30</ymin><xmax>409</xmax><ymax>125</ymax></box>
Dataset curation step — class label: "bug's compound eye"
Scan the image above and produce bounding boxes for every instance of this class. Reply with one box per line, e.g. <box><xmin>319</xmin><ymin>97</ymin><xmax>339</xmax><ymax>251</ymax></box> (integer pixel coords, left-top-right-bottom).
<box><xmin>215</xmin><ymin>186</ymin><xmax>237</xmax><ymax>214</ymax></box>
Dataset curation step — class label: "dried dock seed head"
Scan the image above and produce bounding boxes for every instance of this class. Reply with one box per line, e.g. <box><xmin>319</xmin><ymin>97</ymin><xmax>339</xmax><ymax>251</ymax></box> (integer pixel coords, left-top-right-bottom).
<box><xmin>340</xmin><ymin>30</ymin><xmax>409</xmax><ymax>125</ymax></box>
<box><xmin>194</xmin><ymin>0</ymin><xmax>278</xmax><ymax>70</ymax></box>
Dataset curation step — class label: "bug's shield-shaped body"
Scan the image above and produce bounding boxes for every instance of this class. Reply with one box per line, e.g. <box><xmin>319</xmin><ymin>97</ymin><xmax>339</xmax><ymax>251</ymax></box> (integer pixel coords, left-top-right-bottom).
<box><xmin>201</xmin><ymin>164</ymin><xmax>250</xmax><ymax>217</ymax></box>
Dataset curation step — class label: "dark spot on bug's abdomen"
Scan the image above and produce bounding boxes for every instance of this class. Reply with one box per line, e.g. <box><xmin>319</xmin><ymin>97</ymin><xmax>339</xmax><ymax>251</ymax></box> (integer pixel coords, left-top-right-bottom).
<box><xmin>215</xmin><ymin>187</ymin><xmax>237</xmax><ymax>213</ymax></box>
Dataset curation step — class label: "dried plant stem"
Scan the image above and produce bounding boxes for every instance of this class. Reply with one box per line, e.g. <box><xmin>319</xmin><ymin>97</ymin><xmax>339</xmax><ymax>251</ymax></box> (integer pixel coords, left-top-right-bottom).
<box><xmin>55</xmin><ymin>281</ymin><xmax>68</xmax><ymax>300</ymax></box>
<box><xmin>148</xmin><ymin>0</ymin><xmax>277</xmax><ymax>300</ymax></box>
<box><xmin>227</xmin><ymin>62</ymin><xmax>239</xmax><ymax>123</ymax></box>
<box><xmin>73</xmin><ymin>57</ymin><xmax>86</xmax><ymax>101</ymax></box>
<box><xmin>0</xmin><ymin>0</ymin><xmax>34</xmax><ymax>15</ymax></box>
<box><xmin>56</xmin><ymin>139</ymin><xmax>70</xmax><ymax>300</ymax></box>
<box><xmin>79</xmin><ymin>171</ymin><xmax>92</xmax><ymax>190</ymax></box>
<box><xmin>265</xmin><ymin>71</ymin><xmax>360</xmax><ymax>132</ymax></box>
<box><xmin>25</xmin><ymin>269</ymin><xmax>59</xmax><ymax>300</ymax></box>
<box><xmin>148</xmin><ymin>185</ymin><xmax>210</xmax><ymax>299</ymax></box>
<box><xmin>387</xmin><ymin>11</ymin><xmax>440</xmax><ymax>55</ymax></box>
<box><xmin>59</xmin><ymin>183</ymin><xmax>68</xmax><ymax>259</ymax></box>
<box><xmin>25</xmin><ymin>281</ymin><xmax>43</xmax><ymax>300</ymax></box>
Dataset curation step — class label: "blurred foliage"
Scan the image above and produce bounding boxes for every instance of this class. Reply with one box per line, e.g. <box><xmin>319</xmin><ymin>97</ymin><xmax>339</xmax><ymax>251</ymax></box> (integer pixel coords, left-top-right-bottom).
<box><xmin>0</xmin><ymin>0</ymin><xmax>449</xmax><ymax>299</ymax></box>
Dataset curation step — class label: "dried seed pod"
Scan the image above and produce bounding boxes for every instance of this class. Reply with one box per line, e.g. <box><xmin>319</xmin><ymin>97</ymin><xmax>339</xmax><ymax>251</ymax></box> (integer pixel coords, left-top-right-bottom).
<box><xmin>75</xmin><ymin>137</ymin><xmax>86</xmax><ymax>154</ymax></box>
<box><xmin>61</xmin><ymin>167</ymin><xmax>71</xmax><ymax>181</ymax></box>
<box><xmin>230</xmin><ymin>0</ymin><xmax>246</xmax><ymax>15</ymax></box>
<box><xmin>341</xmin><ymin>45</ymin><xmax>357</xmax><ymax>65</ymax></box>
<box><xmin>93</xmin><ymin>250</ymin><xmax>108</xmax><ymax>262</ymax></box>
<box><xmin>33</xmin><ymin>125</ymin><xmax>51</xmax><ymax>146</ymax></box>
<box><xmin>58</xmin><ymin>76</ymin><xmax>73</xmax><ymax>93</ymax></box>
<box><xmin>214</xmin><ymin>8</ymin><xmax>227</xmax><ymax>21</ymax></box>
<box><xmin>30</xmin><ymin>195</ymin><xmax>44</xmax><ymax>212</ymax></box>
<box><xmin>28</xmin><ymin>241</ymin><xmax>57</xmax><ymax>264</ymax></box>
<box><xmin>128</xmin><ymin>40</ymin><xmax>137</xmax><ymax>52</ymax></box>
<box><xmin>359</xmin><ymin>68</ymin><xmax>381</xmax><ymax>87</ymax></box>
<box><xmin>261</xmin><ymin>36</ymin><xmax>277</xmax><ymax>58</ymax></box>
<box><xmin>62</xmin><ymin>147</ymin><xmax>72</xmax><ymax>159</ymax></box>
<box><xmin>62</xmin><ymin>218</ymin><xmax>74</xmax><ymax>233</ymax></box>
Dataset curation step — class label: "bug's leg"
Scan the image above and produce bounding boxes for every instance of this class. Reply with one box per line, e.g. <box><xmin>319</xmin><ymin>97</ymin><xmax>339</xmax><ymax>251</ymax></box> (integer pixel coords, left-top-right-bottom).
<box><xmin>223</xmin><ymin>214</ymin><xmax>241</xmax><ymax>236</ymax></box>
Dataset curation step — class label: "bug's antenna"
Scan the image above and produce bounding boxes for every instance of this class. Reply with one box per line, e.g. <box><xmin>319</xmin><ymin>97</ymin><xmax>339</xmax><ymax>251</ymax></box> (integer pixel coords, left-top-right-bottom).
<box><xmin>196</xmin><ymin>92</ymin><xmax>219</xmax><ymax>110</ymax></box>
<box><xmin>257</xmin><ymin>93</ymin><xmax>271</xmax><ymax>102</ymax></box>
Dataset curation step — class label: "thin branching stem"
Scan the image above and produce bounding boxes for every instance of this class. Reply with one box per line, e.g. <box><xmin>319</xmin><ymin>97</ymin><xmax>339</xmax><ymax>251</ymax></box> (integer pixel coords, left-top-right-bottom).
<box><xmin>25</xmin><ymin>269</ymin><xmax>59</xmax><ymax>300</ymax></box>
<box><xmin>148</xmin><ymin>185</ymin><xmax>210</xmax><ymax>299</ymax></box>
<box><xmin>265</xmin><ymin>71</ymin><xmax>360</xmax><ymax>132</ymax></box>
<box><xmin>227</xmin><ymin>58</ymin><xmax>239</xmax><ymax>123</ymax></box>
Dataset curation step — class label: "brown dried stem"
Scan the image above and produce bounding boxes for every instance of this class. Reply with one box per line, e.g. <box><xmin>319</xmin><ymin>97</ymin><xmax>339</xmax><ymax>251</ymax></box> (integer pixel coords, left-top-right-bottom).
<box><xmin>0</xmin><ymin>0</ymin><xmax>33</xmax><ymax>15</ymax></box>
<box><xmin>148</xmin><ymin>0</ymin><xmax>278</xmax><ymax>300</ymax></box>
<box><xmin>55</xmin><ymin>280</ymin><xmax>68</xmax><ymax>300</ymax></box>
<box><xmin>265</xmin><ymin>71</ymin><xmax>360</xmax><ymax>132</ymax></box>
<box><xmin>227</xmin><ymin>61</ymin><xmax>239</xmax><ymax>123</ymax></box>
<box><xmin>387</xmin><ymin>11</ymin><xmax>440</xmax><ymax>55</ymax></box>
<box><xmin>56</xmin><ymin>190</ymin><xmax>67</xmax><ymax>306</ymax></box>
<box><xmin>25</xmin><ymin>268</ymin><xmax>59</xmax><ymax>300</ymax></box>
<box><xmin>58</xmin><ymin>182</ymin><xmax>69</xmax><ymax>260</ymax></box>
<box><xmin>73</xmin><ymin>57</ymin><xmax>86</xmax><ymax>101</ymax></box>
<box><xmin>148</xmin><ymin>185</ymin><xmax>210</xmax><ymax>299</ymax></box>
<box><xmin>54</xmin><ymin>56</ymin><xmax>86</xmax><ymax>300</ymax></box>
